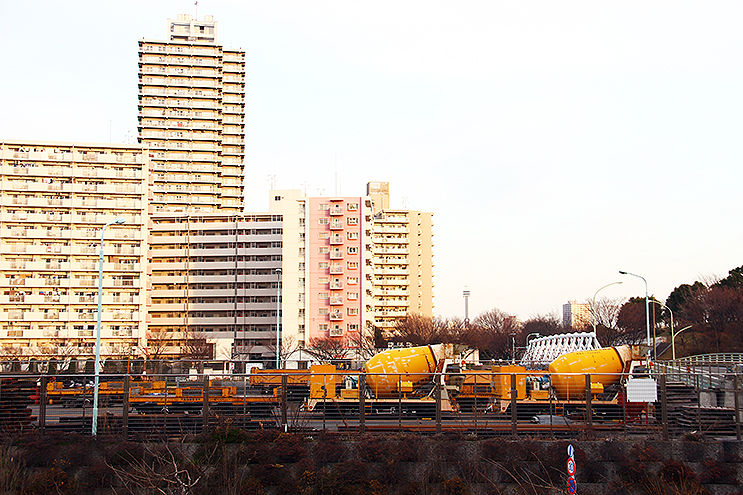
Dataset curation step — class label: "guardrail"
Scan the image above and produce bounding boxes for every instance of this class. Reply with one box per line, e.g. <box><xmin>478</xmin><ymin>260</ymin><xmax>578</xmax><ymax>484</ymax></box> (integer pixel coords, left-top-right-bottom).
<box><xmin>0</xmin><ymin>369</ymin><xmax>740</xmax><ymax>440</ymax></box>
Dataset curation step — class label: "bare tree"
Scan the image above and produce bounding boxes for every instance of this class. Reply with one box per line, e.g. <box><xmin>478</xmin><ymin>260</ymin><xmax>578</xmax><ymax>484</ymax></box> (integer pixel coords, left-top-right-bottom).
<box><xmin>107</xmin><ymin>441</ymin><xmax>209</xmax><ymax>495</ymax></box>
<box><xmin>307</xmin><ymin>337</ymin><xmax>350</xmax><ymax>363</ymax></box>
<box><xmin>469</xmin><ymin>308</ymin><xmax>521</xmax><ymax>360</ymax></box>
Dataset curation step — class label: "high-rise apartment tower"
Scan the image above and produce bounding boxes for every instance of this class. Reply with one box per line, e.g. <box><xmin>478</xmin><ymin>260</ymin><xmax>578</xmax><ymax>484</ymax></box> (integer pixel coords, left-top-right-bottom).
<box><xmin>138</xmin><ymin>14</ymin><xmax>245</xmax><ymax>214</ymax></box>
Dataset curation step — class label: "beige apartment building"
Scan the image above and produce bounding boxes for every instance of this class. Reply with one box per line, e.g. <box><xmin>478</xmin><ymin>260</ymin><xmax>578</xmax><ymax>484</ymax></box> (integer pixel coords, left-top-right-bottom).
<box><xmin>563</xmin><ymin>300</ymin><xmax>591</xmax><ymax>330</ymax></box>
<box><xmin>371</xmin><ymin>208</ymin><xmax>435</xmax><ymax>336</ymax></box>
<box><xmin>0</xmin><ymin>140</ymin><xmax>148</xmax><ymax>358</ymax></box>
<box><xmin>138</xmin><ymin>14</ymin><xmax>245</xmax><ymax>215</ymax></box>
<box><xmin>147</xmin><ymin>214</ymin><xmax>283</xmax><ymax>364</ymax></box>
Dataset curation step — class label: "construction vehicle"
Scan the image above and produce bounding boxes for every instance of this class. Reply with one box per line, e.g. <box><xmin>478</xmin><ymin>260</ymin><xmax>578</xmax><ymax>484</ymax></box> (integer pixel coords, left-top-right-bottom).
<box><xmin>304</xmin><ymin>344</ymin><xmax>466</xmax><ymax>418</ymax></box>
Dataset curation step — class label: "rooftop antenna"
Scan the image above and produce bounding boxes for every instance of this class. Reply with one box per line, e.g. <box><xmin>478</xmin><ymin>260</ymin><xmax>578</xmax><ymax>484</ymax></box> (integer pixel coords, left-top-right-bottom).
<box><xmin>402</xmin><ymin>196</ymin><xmax>409</xmax><ymax>209</ymax></box>
<box><xmin>194</xmin><ymin>1</ymin><xmax>198</xmax><ymax>19</ymax></box>
<box><xmin>301</xmin><ymin>181</ymin><xmax>309</xmax><ymax>195</ymax></box>
<box><xmin>268</xmin><ymin>174</ymin><xmax>276</xmax><ymax>190</ymax></box>
<box><xmin>334</xmin><ymin>153</ymin><xmax>338</xmax><ymax>196</ymax></box>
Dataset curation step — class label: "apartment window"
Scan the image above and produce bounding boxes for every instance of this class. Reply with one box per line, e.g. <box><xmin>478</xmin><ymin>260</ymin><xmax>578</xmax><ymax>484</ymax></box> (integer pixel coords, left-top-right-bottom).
<box><xmin>348</xmin><ymin>292</ymin><xmax>359</xmax><ymax>300</ymax></box>
<box><xmin>347</xmin><ymin>247</ymin><xmax>358</xmax><ymax>255</ymax></box>
<box><xmin>347</xmin><ymin>232</ymin><xmax>358</xmax><ymax>240</ymax></box>
<box><xmin>318</xmin><ymin>218</ymin><xmax>329</xmax><ymax>225</ymax></box>
<box><xmin>318</xmin><ymin>324</ymin><xmax>328</xmax><ymax>332</ymax></box>
<box><xmin>348</xmin><ymin>203</ymin><xmax>358</xmax><ymax>211</ymax></box>
<box><xmin>347</xmin><ymin>308</ymin><xmax>359</xmax><ymax>316</ymax></box>
<box><xmin>348</xmin><ymin>261</ymin><xmax>359</xmax><ymax>269</ymax></box>
<box><xmin>347</xmin><ymin>217</ymin><xmax>358</xmax><ymax>225</ymax></box>
<box><xmin>348</xmin><ymin>276</ymin><xmax>358</xmax><ymax>285</ymax></box>
<box><xmin>318</xmin><ymin>232</ymin><xmax>329</xmax><ymax>240</ymax></box>
<box><xmin>318</xmin><ymin>203</ymin><xmax>329</xmax><ymax>210</ymax></box>
<box><xmin>318</xmin><ymin>308</ymin><xmax>329</xmax><ymax>315</ymax></box>
<box><xmin>318</xmin><ymin>293</ymin><xmax>329</xmax><ymax>299</ymax></box>
<box><xmin>318</xmin><ymin>247</ymin><xmax>329</xmax><ymax>254</ymax></box>
<box><xmin>318</xmin><ymin>277</ymin><xmax>329</xmax><ymax>284</ymax></box>
<box><xmin>318</xmin><ymin>262</ymin><xmax>329</xmax><ymax>269</ymax></box>
<box><xmin>348</xmin><ymin>324</ymin><xmax>359</xmax><ymax>332</ymax></box>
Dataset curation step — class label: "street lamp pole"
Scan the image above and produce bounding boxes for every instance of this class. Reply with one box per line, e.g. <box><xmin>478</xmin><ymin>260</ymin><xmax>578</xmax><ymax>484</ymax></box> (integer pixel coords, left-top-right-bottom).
<box><xmin>93</xmin><ymin>217</ymin><xmax>126</xmax><ymax>436</ymax></box>
<box><xmin>648</xmin><ymin>299</ymin><xmax>673</xmax><ymax>361</ymax></box>
<box><xmin>592</xmin><ymin>281</ymin><xmax>623</xmax><ymax>334</ymax></box>
<box><xmin>619</xmin><ymin>270</ymin><xmax>651</xmax><ymax>360</ymax></box>
<box><xmin>672</xmin><ymin>325</ymin><xmax>692</xmax><ymax>361</ymax></box>
<box><xmin>275</xmin><ymin>268</ymin><xmax>282</xmax><ymax>369</ymax></box>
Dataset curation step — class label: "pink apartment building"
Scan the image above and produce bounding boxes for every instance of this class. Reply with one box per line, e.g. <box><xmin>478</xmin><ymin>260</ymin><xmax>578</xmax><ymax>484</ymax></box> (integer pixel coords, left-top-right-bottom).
<box><xmin>307</xmin><ymin>197</ymin><xmax>370</xmax><ymax>343</ymax></box>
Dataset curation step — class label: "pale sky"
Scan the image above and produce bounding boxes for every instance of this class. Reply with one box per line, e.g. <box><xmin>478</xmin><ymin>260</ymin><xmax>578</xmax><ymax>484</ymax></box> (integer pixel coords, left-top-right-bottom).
<box><xmin>1</xmin><ymin>1</ymin><xmax>741</xmax><ymax>321</ymax></box>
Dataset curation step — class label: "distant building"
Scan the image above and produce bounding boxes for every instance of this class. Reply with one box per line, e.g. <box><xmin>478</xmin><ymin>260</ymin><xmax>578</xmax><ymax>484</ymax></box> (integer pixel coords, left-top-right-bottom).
<box><xmin>0</xmin><ymin>140</ymin><xmax>149</xmax><ymax>358</ymax></box>
<box><xmin>562</xmin><ymin>300</ymin><xmax>591</xmax><ymax>330</ymax></box>
<box><xmin>138</xmin><ymin>13</ymin><xmax>245</xmax><ymax>214</ymax></box>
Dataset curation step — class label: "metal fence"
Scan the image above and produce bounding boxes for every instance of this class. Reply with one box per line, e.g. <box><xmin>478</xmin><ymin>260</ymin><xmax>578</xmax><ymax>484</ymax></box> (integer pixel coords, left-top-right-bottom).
<box><xmin>0</xmin><ymin>368</ymin><xmax>740</xmax><ymax>440</ymax></box>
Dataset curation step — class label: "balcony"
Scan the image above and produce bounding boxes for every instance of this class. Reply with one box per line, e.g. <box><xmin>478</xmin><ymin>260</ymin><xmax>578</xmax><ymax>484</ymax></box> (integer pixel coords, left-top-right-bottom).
<box><xmin>329</xmin><ymin>206</ymin><xmax>343</xmax><ymax>216</ymax></box>
<box><xmin>329</xmin><ymin>220</ymin><xmax>343</xmax><ymax>230</ymax></box>
<box><xmin>329</xmin><ymin>311</ymin><xmax>343</xmax><ymax>321</ymax></box>
<box><xmin>329</xmin><ymin>281</ymin><xmax>343</xmax><ymax>290</ymax></box>
<box><xmin>329</xmin><ymin>250</ymin><xmax>343</xmax><ymax>260</ymax></box>
<box><xmin>329</xmin><ymin>264</ymin><xmax>343</xmax><ymax>275</ymax></box>
<box><xmin>329</xmin><ymin>236</ymin><xmax>343</xmax><ymax>245</ymax></box>
<box><xmin>329</xmin><ymin>296</ymin><xmax>343</xmax><ymax>306</ymax></box>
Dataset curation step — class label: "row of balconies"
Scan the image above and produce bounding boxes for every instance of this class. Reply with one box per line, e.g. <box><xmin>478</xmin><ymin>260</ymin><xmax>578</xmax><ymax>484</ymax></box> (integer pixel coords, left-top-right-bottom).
<box><xmin>139</xmin><ymin>44</ymin><xmax>224</xmax><ymax>57</ymax></box>
<box><xmin>140</xmin><ymin>119</ymin><xmax>222</xmax><ymax>130</ymax></box>
<box><xmin>149</xmin><ymin>273</ymin><xmax>278</xmax><ymax>284</ymax></box>
<box><xmin>150</xmin><ymin>261</ymin><xmax>281</xmax><ymax>271</ymax></box>
<box><xmin>0</xmin><ymin>311</ymin><xmax>140</xmax><ymax>322</ymax></box>
<box><xmin>0</xmin><ymin>261</ymin><xmax>140</xmax><ymax>272</ymax></box>
<box><xmin>1</xmin><ymin>151</ymin><xmax>143</xmax><ymax>165</ymax></box>
<box><xmin>141</xmin><ymin>130</ymin><xmax>221</xmax><ymax>140</ymax></box>
<box><xmin>373</xmin><ymin>236</ymin><xmax>410</xmax><ymax>244</ymax></box>
<box><xmin>140</xmin><ymin>65</ymin><xmax>220</xmax><ymax>77</ymax></box>
<box><xmin>139</xmin><ymin>55</ymin><xmax>221</xmax><ymax>68</ymax></box>
<box><xmin>4</xmin><ymin>202</ymin><xmax>141</xmax><ymax>216</ymax></box>
<box><xmin>146</xmin><ymin>316</ymin><xmax>273</xmax><ymax>326</ymax></box>
<box><xmin>149</xmin><ymin>289</ymin><xmax>278</xmax><ymax>298</ymax></box>
<box><xmin>139</xmin><ymin>77</ymin><xmax>223</xmax><ymax>90</ymax></box>
<box><xmin>1</xmin><ymin>244</ymin><xmax>139</xmax><ymax>256</ymax></box>
<box><xmin>140</xmin><ymin>98</ymin><xmax>223</xmax><ymax>110</ymax></box>
<box><xmin>2</xmin><ymin>166</ymin><xmax>143</xmax><ymax>182</ymax></box>
<box><xmin>373</xmin><ymin>300</ymin><xmax>410</xmax><ymax>307</ymax></box>
<box><xmin>2</xmin><ymin>227</ymin><xmax>141</xmax><ymax>241</ymax></box>
<box><xmin>0</xmin><ymin>294</ymin><xmax>139</xmax><ymax>305</ymax></box>
<box><xmin>1</xmin><ymin>278</ymin><xmax>140</xmax><ymax>289</ymax></box>
<box><xmin>138</xmin><ymin>86</ymin><xmax>219</xmax><ymax>98</ymax></box>
<box><xmin>149</xmin><ymin>302</ymin><xmax>276</xmax><ymax>312</ymax></box>
<box><xmin>2</xmin><ymin>179</ymin><xmax>142</xmax><ymax>195</ymax></box>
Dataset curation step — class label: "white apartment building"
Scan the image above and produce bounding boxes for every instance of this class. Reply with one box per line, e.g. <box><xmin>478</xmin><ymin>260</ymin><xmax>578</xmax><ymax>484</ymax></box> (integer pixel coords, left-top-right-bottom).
<box><xmin>138</xmin><ymin>14</ymin><xmax>245</xmax><ymax>215</ymax></box>
<box><xmin>0</xmin><ymin>140</ymin><xmax>148</xmax><ymax>358</ymax></box>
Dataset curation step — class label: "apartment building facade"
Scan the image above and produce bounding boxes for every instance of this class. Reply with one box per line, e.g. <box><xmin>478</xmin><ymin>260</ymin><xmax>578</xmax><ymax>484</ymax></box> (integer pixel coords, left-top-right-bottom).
<box><xmin>563</xmin><ymin>300</ymin><xmax>591</xmax><ymax>330</ymax></box>
<box><xmin>372</xmin><ymin>208</ymin><xmax>434</xmax><ymax>336</ymax></box>
<box><xmin>0</xmin><ymin>140</ymin><xmax>148</xmax><ymax>358</ymax></box>
<box><xmin>147</xmin><ymin>214</ymin><xmax>283</xmax><ymax>362</ymax></box>
<box><xmin>138</xmin><ymin>14</ymin><xmax>245</xmax><ymax>215</ymax></box>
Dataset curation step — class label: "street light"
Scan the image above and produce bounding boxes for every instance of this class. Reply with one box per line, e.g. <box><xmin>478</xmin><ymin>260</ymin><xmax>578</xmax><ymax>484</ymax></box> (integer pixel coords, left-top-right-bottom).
<box><xmin>619</xmin><ymin>271</ymin><xmax>651</xmax><ymax>361</ymax></box>
<box><xmin>275</xmin><ymin>268</ymin><xmax>282</xmax><ymax>369</ymax></box>
<box><xmin>648</xmin><ymin>299</ymin><xmax>673</xmax><ymax>361</ymax></box>
<box><xmin>93</xmin><ymin>217</ymin><xmax>126</xmax><ymax>436</ymax></box>
<box><xmin>592</xmin><ymin>281</ymin><xmax>623</xmax><ymax>334</ymax></box>
<box><xmin>672</xmin><ymin>325</ymin><xmax>692</xmax><ymax>361</ymax></box>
